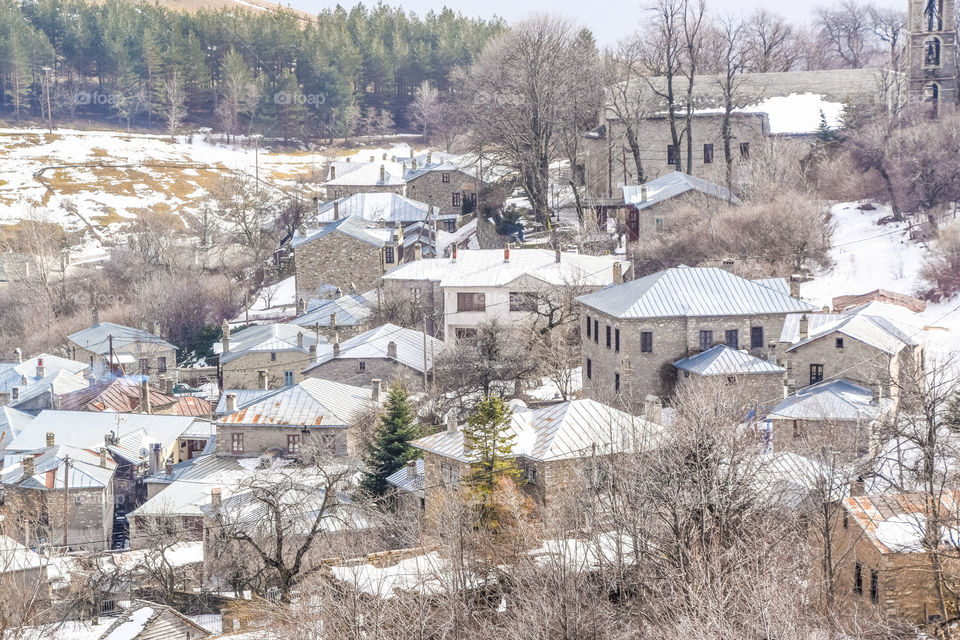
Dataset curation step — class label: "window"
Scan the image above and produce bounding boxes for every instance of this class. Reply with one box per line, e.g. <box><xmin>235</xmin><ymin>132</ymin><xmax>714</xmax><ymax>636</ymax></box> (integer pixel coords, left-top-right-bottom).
<box><xmin>358</xmin><ymin>361</ymin><xmax>366</xmax><ymax>372</ymax></box>
<box><xmin>231</xmin><ymin>433</ymin><xmax>244</xmax><ymax>454</ymax></box>
<box><xmin>139</xmin><ymin>358</ymin><xmax>149</xmax><ymax>373</ymax></box>
<box><xmin>928</xmin><ymin>0</ymin><xmax>944</xmax><ymax>31</ymax></box>
<box><xmin>593</xmin><ymin>320</ymin><xmax>599</xmax><ymax>343</ymax></box>
<box><xmin>725</xmin><ymin>329</ymin><xmax>739</xmax><ymax>349</ymax></box>
<box><xmin>699</xmin><ymin>330</ymin><xmax>713</xmax><ymax>351</ymax></box>
<box><xmin>586</xmin><ymin>315</ymin><xmax>592</xmax><ymax>338</ymax></box>
<box><xmin>726</xmin><ymin>376</ymin><xmax>736</xmax><ymax>385</ymax></box>
<box><xmin>793</xmin><ymin>421</ymin><xmax>801</xmax><ymax>439</ymax></box>
<box><xmin>287</xmin><ymin>434</ymin><xmax>301</xmax><ymax>454</ymax></box>
<box><xmin>441</xmin><ymin>462</ymin><xmax>460</xmax><ymax>486</ymax></box>
<box><xmin>739</xmin><ymin>142</ymin><xmax>750</xmax><ymax>159</ymax></box>
<box><xmin>615</xmin><ymin>372</ymin><xmax>621</xmax><ymax>392</ymax></box>
<box><xmin>455</xmin><ymin>327</ymin><xmax>477</xmax><ymax>341</ymax></box>
<box><xmin>926</xmin><ymin>83</ymin><xmax>941</xmax><ymax>101</ymax></box>
<box><xmin>442</xmin><ymin>172</ymin><xmax>451</xmax><ymax>183</ymax></box>
<box><xmin>452</xmin><ymin>192</ymin><xmax>462</xmax><ymax>207</ymax></box>
<box><xmin>667</xmin><ymin>144</ymin><xmax>678</xmax><ymax>166</ymax></box>
<box><xmin>445</xmin><ymin>220</ymin><xmax>456</xmax><ymax>232</ymax></box>
<box><xmin>606</xmin><ymin>325</ymin><xmax>612</xmax><ymax>349</ymax></box>
<box><xmin>835</xmin><ymin>337</ymin><xmax>845</xmax><ymax>349</ymax></box>
<box><xmin>411</xmin><ymin>287</ymin><xmax>422</xmax><ymax>302</ymax></box>
<box><xmin>854</xmin><ymin>562</ymin><xmax>863</xmax><ymax>595</ymax></box>
<box><xmin>703</xmin><ymin>143</ymin><xmax>714</xmax><ymax>164</ymax></box>
<box><xmin>750</xmin><ymin>326</ymin><xmax>764</xmax><ymax>349</ymax></box>
<box><xmin>870</xmin><ymin>569</ymin><xmax>879</xmax><ymax>603</ymax></box>
<box><xmin>843</xmin><ymin>512</ymin><xmax>849</xmax><ymax>529</ymax></box>
<box><xmin>74</xmin><ymin>495</ymin><xmax>81</xmax><ymax>505</ymax></box>
<box><xmin>270</xmin><ymin>352</ymin><xmax>277</xmax><ymax>361</ymax></box>
<box><xmin>157</xmin><ymin>357</ymin><xmax>167</xmax><ymax>373</ymax></box>
<box><xmin>284</xmin><ymin>371</ymin><xmax>294</xmax><ymax>386</ymax></box>
<box><xmin>615</xmin><ymin>328</ymin><xmax>620</xmax><ymax>353</ymax></box>
<box><xmin>457</xmin><ymin>292</ymin><xmax>486</xmax><ymax>312</ymax></box>
<box><xmin>384</xmin><ymin>247</ymin><xmax>395</xmax><ymax>264</ymax></box>
<box><xmin>509</xmin><ymin>292</ymin><xmax>537</xmax><ymax>312</ymax></box>
<box><xmin>526</xmin><ymin>465</ymin><xmax>537</xmax><ymax>484</ymax></box>
<box><xmin>641</xmin><ymin>331</ymin><xmax>653</xmax><ymax>353</ymax></box>
<box><xmin>810</xmin><ymin>364</ymin><xmax>824</xmax><ymax>385</ymax></box>
<box><xmin>654</xmin><ymin>217</ymin><xmax>664</xmax><ymax>233</ymax></box>
<box><xmin>587</xmin><ymin>358</ymin><xmax>592</xmax><ymax>380</ymax></box>
<box><xmin>925</xmin><ymin>37</ymin><xmax>942</xmax><ymax>66</ymax></box>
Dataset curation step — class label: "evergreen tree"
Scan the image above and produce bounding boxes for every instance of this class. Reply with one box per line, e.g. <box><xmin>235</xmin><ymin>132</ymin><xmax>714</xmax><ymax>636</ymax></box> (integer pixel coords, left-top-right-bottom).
<box><xmin>361</xmin><ymin>383</ymin><xmax>420</xmax><ymax>497</ymax></box>
<box><xmin>814</xmin><ymin>109</ymin><xmax>837</xmax><ymax>144</ymax></box>
<box><xmin>463</xmin><ymin>395</ymin><xmax>522</xmax><ymax>529</ymax></box>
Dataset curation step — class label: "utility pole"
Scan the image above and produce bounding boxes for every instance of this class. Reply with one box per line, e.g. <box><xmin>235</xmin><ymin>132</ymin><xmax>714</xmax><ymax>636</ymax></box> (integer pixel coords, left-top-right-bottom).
<box><xmin>108</xmin><ymin>334</ymin><xmax>114</xmax><ymax>377</ymax></box>
<box><xmin>62</xmin><ymin>455</ymin><xmax>70</xmax><ymax>548</ymax></box>
<box><xmin>422</xmin><ymin>315</ymin><xmax>429</xmax><ymax>392</ymax></box>
<box><xmin>41</xmin><ymin>66</ymin><xmax>53</xmax><ymax>134</ymax></box>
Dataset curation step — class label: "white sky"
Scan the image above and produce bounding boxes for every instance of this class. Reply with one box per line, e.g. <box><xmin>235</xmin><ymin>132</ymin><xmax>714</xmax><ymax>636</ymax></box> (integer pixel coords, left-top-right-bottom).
<box><xmin>284</xmin><ymin>0</ymin><xmax>906</xmax><ymax>46</ymax></box>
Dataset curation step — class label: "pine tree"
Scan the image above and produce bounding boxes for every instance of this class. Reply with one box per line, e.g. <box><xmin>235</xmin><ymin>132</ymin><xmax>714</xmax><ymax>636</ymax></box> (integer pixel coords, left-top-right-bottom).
<box><xmin>361</xmin><ymin>383</ymin><xmax>420</xmax><ymax>496</ymax></box>
<box><xmin>463</xmin><ymin>395</ymin><xmax>522</xmax><ymax>529</ymax></box>
<box><xmin>815</xmin><ymin>109</ymin><xmax>837</xmax><ymax>144</ymax></box>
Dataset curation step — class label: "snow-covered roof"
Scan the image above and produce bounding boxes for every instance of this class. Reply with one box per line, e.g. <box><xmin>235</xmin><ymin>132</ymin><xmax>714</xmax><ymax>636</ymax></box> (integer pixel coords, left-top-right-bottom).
<box><xmin>439</xmin><ymin>249</ymin><xmax>628</xmax><ymax>289</ymax></box>
<box><xmin>765</xmin><ymin>379</ymin><xmax>894</xmax><ymax>422</ymax></box>
<box><xmin>325</xmin><ymin>162</ymin><xmax>406</xmax><ymax>187</ymax></box>
<box><xmin>674</xmin><ymin>345</ymin><xmax>785</xmax><ymax>376</ymax></box>
<box><xmin>404</xmin><ymin>159</ymin><xmax>476</xmax><ymax>182</ymax></box>
<box><xmin>291</xmin><ymin>215</ymin><xmax>393</xmax><ymax>249</ymax></box>
<box><xmin>98</xmin><ymin>600</ymin><xmax>211</xmax><ymax>640</ymax></box>
<box><xmin>843</xmin><ymin>491</ymin><xmax>960</xmax><ymax>554</ymax></box>
<box><xmin>383</xmin><ymin>257</ymin><xmax>456</xmax><ymax>282</ymax></box>
<box><xmin>0</xmin><ymin>535</ymin><xmax>44</xmax><ymax>573</ymax></box>
<box><xmin>622</xmin><ymin>172</ymin><xmax>739</xmax><ymax>209</ymax></box>
<box><xmin>0</xmin><ymin>406</ymin><xmax>35</xmax><ymax>450</ymax></box>
<box><xmin>129</xmin><ymin>455</ymin><xmax>257</xmax><ymax>518</ymax></box>
<box><xmin>304</xmin><ymin>323</ymin><xmax>445</xmax><ymax>375</ymax></box>
<box><xmin>578</xmin><ymin>266</ymin><xmax>816</xmax><ymax>319</ymax></box>
<box><xmin>11</xmin><ymin>369</ymin><xmax>91</xmax><ymax>408</ymax></box>
<box><xmin>412</xmin><ymin>399</ymin><xmax>661</xmax><ymax>463</ymax></box>
<box><xmin>0</xmin><ymin>354</ymin><xmax>88</xmax><ymax>395</ymax></box>
<box><xmin>754</xmin><ymin>452</ymin><xmax>849</xmax><ymax>510</ymax></box>
<box><xmin>67</xmin><ymin>322</ymin><xmax>177</xmax><ymax>353</ymax></box>
<box><xmin>315</xmin><ymin>193</ymin><xmax>433</xmax><ymax>225</ymax></box>
<box><xmin>216</xmin><ymin>323</ymin><xmax>322</xmax><ymax>364</ymax></box>
<box><xmin>1</xmin><ymin>444</ymin><xmax>116</xmax><ymax>490</ymax></box>
<box><xmin>218</xmin><ymin>378</ymin><xmax>380</xmax><ymax>428</ymax></box>
<box><xmin>782</xmin><ymin>313</ymin><xmax>920</xmax><ymax>355</ymax></box>
<box><xmin>294</xmin><ymin>292</ymin><xmax>376</xmax><ymax>329</ymax></box>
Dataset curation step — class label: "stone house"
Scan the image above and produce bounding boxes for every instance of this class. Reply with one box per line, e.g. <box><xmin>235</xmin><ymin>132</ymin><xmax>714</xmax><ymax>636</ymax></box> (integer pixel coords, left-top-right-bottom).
<box><xmin>313</xmin><ymin>191</ymin><xmax>458</xmax><ymax>232</ymax></box>
<box><xmin>830</xmin><ymin>491</ymin><xmax>960</xmax><ymax>626</ymax></box>
<box><xmin>324</xmin><ymin>162</ymin><xmax>407</xmax><ymax>198</ymax></box>
<box><xmin>6</xmin><ymin>369</ymin><xmax>89</xmax><ymax>413</ymax></box>
<box><xmin>216</xmin><ymin>378</ymin><xmax>384</xmax><ymax>458</ymax></box>
<box><xmin>67</xmin><ymin>318</ymin><xmax>177</xmax><ymax>382</ymax></box>
<box><xmin>216</xmin><ymin>322</ymin><xmax>322</xmax><ymax>390</ymax></box>
<box><xmin>291</xmin><ymin>215</ymin><xmax>415</xmax><ymax>306</ymax></box>
<box><xmin>0</xmin><ymin>444</ymin><xmax>116</xmax><ymax>551</ymax></box>
<box><xmin>779</xmin><ymin>307</ymin><xmax>924</xmax><ymax>399</ymax></box>
<box><xmin>0</xmin><ymin>352</ymin><xmax>88</xmax><ymax>406</ymax></box>
<box><xmin>673</xmin><ymin>344</ymin><xmax>785</xmax><ymax>409</ymax></box>
<box><xmin>410</xmin><ymin>399</ymin><xmax>662</xmax><ymax>524</ymax></box>
<box><xmin>404</xmin><ymin>161</ymin><xmax>482</xmax><ymax>218</ymax></box>
<box><xmin>293</xmin><ymin>291</ymin><xmax>377</xmax><ymax>342</ymax></box>
<box><xmin>0</xmin><ymin>535</ymin><xmax>48</xmax><ymax>626</ymax></box>
<box><xmin>578</xmin><ymin>266</ymin><xmax>816</xmax><ymax>408</ymax></box>
<box><xmin>302</xmin><ymin>323</ymin><xmax>444</xmax><ymax>388</ymax></box>
<box><xmin>440</xmin><ymin>248</ymin><xmax>630</xmax><ymax>340</ymax></box>
<box><xmin>764</xmin><ymin>379</ymin><xmax>896</xmax><ymax>456</ymax></box>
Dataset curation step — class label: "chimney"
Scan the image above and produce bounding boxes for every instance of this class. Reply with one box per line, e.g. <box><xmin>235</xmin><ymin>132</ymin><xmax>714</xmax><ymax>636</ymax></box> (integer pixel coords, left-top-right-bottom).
<box><xmin>406</xmin><ymin>459</ymin><xmax>417</xmax><ymax>479</ymax></box>
<box><xmin>402</xmin><ymin>161</ymin><xmax>407</xmax><ymax>173</ymax></box>
<box><xmin>798</xmin><ymin>314</ymin><xmax>809</xmax><ymax>340</ymax></box>
<box><xmin>382</xmin><ymin>152</ymin><xmax>388</xmax><ymax>160</ymax></box>
<box><xmin>13</xmin><ymin>348</ymin><xmax>22</xmax><ymax>364</ymax></box>
<box><xmin>849</xmin><ymin>477</ymin><xmax>865</xmax><ymax>497</ymax></box>
<box><xmin>152</xmin><ymin>321</ymin><xmax>160</xmax><ymax>336</ymax></box>
<box><xmin>329</xmin><ymin>165</ymin><xmax>336</xmax><ymax>180</ymax></box>
<box><xmin>391</xmin><ymin>155</ymin><xmax>396</xmax><ymax>162</ymax></box>
<box><xmin>767</xmin><ymin>342</ymin><xmax>778</xmax><ymax>365</ymax></box>
<box><xmin>333</xmin><ymin>336</ymin><xmax>340</xmax><ymax>356</ymax></box>
<box><xmin>225</xmin><ymin>393</ymin><xmax>237</xmax><ymax>413</ymax></box>
<box><xmin>92</xmin><ymin>307</ymin><xmax>99</xmax><ymax>326</ymax></box>
<box><xmin>789</xmin><ymin>274</ymin><xmax>802</xmax><ymax>299</ymax></box>
<box><xmin>211</xmin><ymin>487</ymin><xmax>222</xmax><ymax>510</ymax></box>
<box><xmin>87</xmin><ymin>373</ymin><xmax>97</xmax><ymax>387</ymax></box>
<box><xmin>309</xmin><ymin>344</ymin><xmax>317</xmax><ymax>357</ymax></box>
<box><xmin>504</xmin><ymin>247</ymin><xmax>510</xmax><ymax>263</ymax></box>
<box><xmin>297</xmin><ymin>331</ymin><xmax>304</xmax><ymax>349</ymax></box>
<box><xmin>20</xmin><ymin>375</ymin><xmax>27</xmax><ymax>386</ymax></box>
<box><xmin>298</xmin><ymin>297</ymin><xmax>307</xmax><ymax>315</ymax></box>
<box><xmin>721</xmin><ymin>258</ymin><xmax>735</xmax><ymax>272</ymax></box>
<box><xmin>872</xmin><ymin>382</ymin><xmax>883</xmax><ymax>404</ymax></box>
<box><xmin>45</xmin><ymin>432</ymin><xmax>54</xmax><ymax>447</ymax></box>
<box><xmin>446</xmin><ymin>412</ymin><xmax>457</xmax><ymax>434</ymax></box>
<box><xmin>643</xmin><ymin>394</ymin><xmax>663</xmax><ymax>425</ymax></box>
<box><xmin>11</xmin><ymin>387</ymin><xmax>19</xmax><ymax>402</ymax></box>
<box><xmin>166</xmin><ymin>377</ymin><xmax>175</xmax><ymax>395</ymax></box>
<box><xmin>426</xmin><ymin>152</ymin><xmax>432</xmax><ymax>164</ymax></box>
<box><xmin>641</xmin><ymin>185</ymin><xmax>648</xmax><ymax>202</ymax></box>
<box><xmin>330</xmin><ymin>313</ymin><xmax>337</xmax><ymax>331</ymax></box>
<box><xmin>258</xmin><ymin>370</ymin><xmax>268</xmax><ymax>390</ymax></box>
<box><xmin>221</xmin><ymin>320</ymin><xmax>231</xmax><ymax>353</ymax></box>
<box><xmin>298</xmin><ymin>224</ymin><xmax>307</xmax><ymax>237</ymax></box>
<box><xmin>140</xmin><ymin>379</ymin><xmax>151</xmax><ymax>414</ymax></box>
<box><xmin>36</xmin><ymin>358</ymin><xmax>45</xmax><ymax>380</ymax></box>
<box><xmin>371</xmin><ymin>379</ymin><xmax>382</xmax><ymax>402</ymax></box>
<box><xmin>412</xmin><ymin>158</ymin><xmax>418</xmax><ymax>171</ymax></box>
<box><xmin>346</xmin><ymin>157</ymin><xmax>351</xmax><ymax>163</ymax></box>
<box><xmin>164</xmin><ymin>458</ymin><xmax>173</xmax><ymax>475</ymax></box>
<box><xmin>22</xmin><ymin>456</ymin><xmax>34</xmax><ymax>478</ymax></box>
<box><xmin>409</xmin><ymin>148</ymin><xmax>415</xmax><ymax>159</ymax></box>
<box><xmin>414</xmin><ymin>242</ymin><xmax>423</xmax><ymax>260</ymax></box>
<box><xmin>387</xmin><ymin>341</ymin><xmax>397</xmax><ymax>359</ymax></box>
<box><xmin>451</xmin><ymin>246</ymin><xmax>457</xmax><ymax>262</ymax></box>
<box><xmin>333</xmin><ymin>200</ymin><xmax>340</xmax><ymax>220</ymax></box>
<box><xmin>379</xmin><ymin>165</ymin><xmax>386</xmax><ymax>183</ymax></box>
<box><xmin>100</xmin><ymin>447</ymin><xmax>108</xmax><ymax>468</ymax></box>
<box><xmin>369</xmin><ymin>155</ymin><xmax>375</xmax><ymax>163</ymax></box>
<box><xmin>613</xmin><ymin>262</ymin><xmax>624</xmax><ymax>285</ymax></box>
<box><xmin>555</xmin><ymin>245</ymin><xmax>562</xmax><ymax>263</ymax></box>
<box><xmin>149</xmin><ymin>442</ymin><xmax>161</xmax><ymax>475</ymax></box>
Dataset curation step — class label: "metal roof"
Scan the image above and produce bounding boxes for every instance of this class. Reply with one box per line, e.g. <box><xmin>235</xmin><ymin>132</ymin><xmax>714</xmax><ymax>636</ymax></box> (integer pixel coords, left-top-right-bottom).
<box><xmin>622</xmin><ymin>172</ymin><xmax>740</xmax><ymax>209</ymax></box>
<box><xmin>412</xmin><ymin>399</ymin><xmax>662</xmax><ymax>463</ymax></box>
<box><xmin>752</xmin><ymin>278</ymin><xmax>789</xmax><ymax>296</ymax></box>
<box><xmin>217</xmin><ymin>323</ymin><xmax>322</xmax><ymax>364</ymax></box>
<box><xmin>218</xmin><ymin>378</ymin><xmax>380</xmax><ymax>427</ymax></box>
<box><xmin>315</xmin><ymin>193</ymin><xmax>432</xmax><ymax>225</ymax></box>
<box><xmin>0</xmin><ymin>354</ymin><xmax>88</xmax><ymax>394</ymax></box>
<box><xmin>404</xmin><ymin>159</ymin><xmax>474</xmax><ymax>182</ymax></box>
<box><xmin>58</xmin><ymin>377</ymin><xmax>186</xmax><ymax>413</ymax></box>
<box><xmin>0</xmin><ymin>406</ymin><xmax>34</xmax><ymax>450</ymax></box>
<box><xmin>1</xmin><ymin>444</ymin><xmax>116</xmax><ymax>490</ymax></box>
<box><xmin>674</xmin><ymin>345</ymin><xmax>785</xmax><ymax>376</ymax></box>
<box><xmin>130</xmin><ymin>455</ymin><xmax>253</xmax><ymax>518</ymax></box>
<box><xmin>438</xmin><ymin>249</ymin><xmax>628</xmax><ymax>289</ymax></box>
<box><xmin>67</xmin><ymin>322</ymin><xmax>177</xmax><ymax>353</ymax></box>
<box><xmin>291</xmin><ymin>215</ymin><xmax>393</xmax><ymax>250</ymax></box>
<box><xmin>385</xmin><ymin>458</ymin><xmax>424</xmax><ymax>493</ymax></box>
<box><xmin>214</xmin><ymin>389</ymin><xmax>276</xmax><ymax>415</ymax></box>
<box><xmin>324</xmin><ymin>162</ymin><xmax>406</xmax><ymax>186</ymax></box>
<box><xmin>765</xmin><ymin>379</ymin><xmax>894</xmax><ymax>422</ymax></box>
<box><xmin>294</xmin><ymin>292</ymin><xmax>376</xmax><ymax>328</ymax></box>
<box><xmin>754</xmin><ymin>452</ymin><xmax>849</xmax><ymax>510</ymax></box>
<box><xmin>783</xmin><ymin>313</ymin><xmax>919</xmax><ymax>355</ymax></box>
<box><xmin>304</xmin><ymin>323</ymin><xmax>445</xmax><ymax>374</ymax></box>
<box><xmin>843</xmin><ymin>491</ymin><xmax>960</xmax><ymax>554</ymax></box>
<box><xmin>383</xmin><ymin>257</ymin><xmax>456</xmax><ymax>282</ymax></box>
<box><xmin>11</xmin><ymin>369</ymin><xmax>90</xmax><ymax>408</ymax></box>
<box><xmin>0</xmin><ymin>535</ymin><xmax>44</xmax><ymax>573</ymax></box>
<box><xmin>577</xmin><ymin>266</ymin><xmax>817</xmax><ymax>319</ymax></box>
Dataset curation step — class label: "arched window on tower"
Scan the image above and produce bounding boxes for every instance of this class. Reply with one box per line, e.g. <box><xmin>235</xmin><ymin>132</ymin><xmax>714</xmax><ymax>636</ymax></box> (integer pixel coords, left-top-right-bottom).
<box><xmin>925</xmin><ymin>82</ymin><xmax>941</xmax><ymax>102</ymax></box>
<box><xmin>925</xmin><ymin>37</ymin><xmax>942</xmax><ymax>66</ymax></box>
<box><xmin>925</xmin><ymin>0</ymin><xmax>944</xmax><ymax>31</ymax></box>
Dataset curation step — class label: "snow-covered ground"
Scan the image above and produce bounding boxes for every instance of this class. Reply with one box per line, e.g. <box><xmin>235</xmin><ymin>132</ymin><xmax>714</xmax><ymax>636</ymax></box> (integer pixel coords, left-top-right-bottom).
<box><xmin>802</xmin><ymin>202</ymin><xmax>960</xmax><ymax>357</ymax></box>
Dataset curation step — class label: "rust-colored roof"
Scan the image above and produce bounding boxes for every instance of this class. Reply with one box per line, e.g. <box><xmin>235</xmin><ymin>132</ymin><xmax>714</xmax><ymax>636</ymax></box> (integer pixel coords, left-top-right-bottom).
<box><xmin>843</xmin><ymin>491</ymin><xmax>960</xmax><ymax>554</ymax></box>
<box><xmin>833</xmin><ymin>289</ymin><xmax>926</xmax><ymax>313</ymax></box>
<box><xmin>172</xmin><ymin>396</ymin><xmax>214</xmax><ymax>418</ymax></box>
<box><xmin>59</xmin><ymin>378</ymin><xmax>179</xmax><ymax>413</ymax></box>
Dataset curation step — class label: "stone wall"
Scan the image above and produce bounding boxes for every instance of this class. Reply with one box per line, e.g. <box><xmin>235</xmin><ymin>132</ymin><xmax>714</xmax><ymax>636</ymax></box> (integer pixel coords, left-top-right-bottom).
<box><xmin>676</xmin><ymin>370</ymin><xmax>785</xmax><ymax>410</ymax></box>
<box><xmin>215</xmin><ymin>423</ymin><xmax>349</xmax><ymax>458</ymax></box>
<box><xmin>405</xmin><ymin>170</ymin><xmax>480</xmax><ymax>216</ymax></box>
<box><xmin>70</xmin><ymin>343</ymin><xmax>177</xmax><ymax>382</ymax></box>
<box><xmin>785</xmin><ymin>334</ymin><xmax>897</xmax><ymax>394</ymax></box>
<box><xmin>221</xmin><ymin>350</ymin><xmax>313</xmax><ymax>390</ymax></box>
<box><xmin>294</xmin><ymin>234</ymin><xmax>384</xmax><ymax>305</ymax></box>
<box><xmin>304</xmin><ymin>357</ymin><xmax>424</xmax><ymax>389</ymax></box>
<box><xmin>3</xmin><ymin>484</ymin><xmax>113</xmax><ymax>551</ymax></box>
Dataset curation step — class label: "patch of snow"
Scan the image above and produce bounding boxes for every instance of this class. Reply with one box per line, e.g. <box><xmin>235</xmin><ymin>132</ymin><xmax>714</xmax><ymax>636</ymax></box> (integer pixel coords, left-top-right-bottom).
<box><xmin>102</xmin><ymin>606</ymin><xmax>153</xmax><ymax>640</ymax></box>
<box><xmin>746</xmin><ymin>93</ymin><xmax>844</xmax><ymax>135</ymax></box>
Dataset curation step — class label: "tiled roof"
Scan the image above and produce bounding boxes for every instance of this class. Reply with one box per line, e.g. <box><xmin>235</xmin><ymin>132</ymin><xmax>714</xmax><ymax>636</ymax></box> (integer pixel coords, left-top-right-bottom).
<box><xmin>67</xmin><ymin>322</ymin><xmax>177</xmax><ymax>353</ymax></box>
<box><xmin>674</xmin><ymin>345</ymin><xmax>785</xmax><ymax>376</ymax></box>
<box><xmin>59</xmin><ymin>377</ymin><xmax>172</xmax><ymax>412</ymax></box>
<box><xmin>291</xmin><ymin>215</ymin><xmax>393</xmax><ymax>250</ymax></box>
<box><xmin>304</xmin><ymin>323</ymin><xmax>445</xmax><ymax>375</ymax></box>
<box><xmin>315</xmin><ymin>193</ymin><xmax>432</xmax><ymax>225</ymax></box>
<box><xmin>578</xmin><ymin>266</ymin><xmax>816</xmax><ymax>319</ymax></box>
<box><xmin>438</xmin><ymin>249</ymin><xmax>628</xmax><ymax>288</ymax></box>
<box><xmin>218</xmin><ymin>378</ymin><xmax>380</xmax><ymax>427</ymax></box>
<box><xmin>1</xmin><ymin>444</ymin><xmax>116</xmax><ymax>490</ymax></box>
<box><xmin>412</xmin><ymin>399</ymin><xmax>661</xmax><ymax>463</ymax></box>
<box><xmin>294</xmin><ymin>292</ymin><xmax>376</xmax><ymax>328</ymax></box>
<box><xmin>216</xmin><ymin>323</ymin><xmax>322</xmax><ymax>364</ymax></box>
<box><xmin>765</xmin><ymin>379</ymin><xmax>894</xmax><ymax>422</ymax></box>
<box><xmin>622</xmin><ymin>172</ymin><xmax>740</xmax><ymax>209</ymax></box>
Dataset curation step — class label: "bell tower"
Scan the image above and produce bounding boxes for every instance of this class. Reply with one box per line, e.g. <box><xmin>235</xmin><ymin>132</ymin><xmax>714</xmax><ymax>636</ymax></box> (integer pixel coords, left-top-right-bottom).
<box><xmin>908</xmin><ymin>0</ymin><xmax>957</xmax><ymax>109</ymax></box>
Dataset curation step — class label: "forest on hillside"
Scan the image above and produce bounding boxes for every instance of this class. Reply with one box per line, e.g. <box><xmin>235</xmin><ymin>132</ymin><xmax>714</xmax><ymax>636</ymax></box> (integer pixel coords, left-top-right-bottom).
<box><xmin>0</xmin><ymin>0</ymin><xmax>502</xmax><ymax>139</ymax></box>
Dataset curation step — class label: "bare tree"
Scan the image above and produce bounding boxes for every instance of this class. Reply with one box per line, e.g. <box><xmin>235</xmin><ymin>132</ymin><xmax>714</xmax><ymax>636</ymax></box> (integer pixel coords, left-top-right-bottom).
<box><xmin>745</xmin><ymin>9</ymin><xmax>806</xmax><ymax>73</ymax></box>
<box><xmin>408</xmin><ymin>80</ymin><xmax>440</xmax><ymax>142</ymax></box>
<box><xmin>603</xmin><ymin>36</ymin><xmax>654</xmax><ymax>185</ymax></box>
<box><xmin>814</xmin><ymin>0</ymin><xmax>881</xmax><ymax>69</ymax></box>
<box><xmin>159</xmin><ymin>70</ymin><xmax>187</xmax><ymax>140</ymax></box>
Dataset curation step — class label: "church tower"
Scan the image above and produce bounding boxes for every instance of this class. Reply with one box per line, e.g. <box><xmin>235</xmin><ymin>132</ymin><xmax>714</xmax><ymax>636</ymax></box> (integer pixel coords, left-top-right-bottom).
<box><xmin>908</xmin><ymin>0</ymin><xmax>957</xmax><ymax>108</ymax></box>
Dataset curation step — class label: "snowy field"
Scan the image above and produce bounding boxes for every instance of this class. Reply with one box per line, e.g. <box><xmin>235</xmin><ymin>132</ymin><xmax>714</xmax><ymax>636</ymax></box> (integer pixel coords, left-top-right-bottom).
<box><xmin>802</xmin><ymin>202</ymin><xmax>960</xmax><ymax>357</ymax></box>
